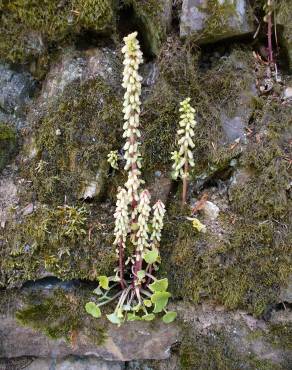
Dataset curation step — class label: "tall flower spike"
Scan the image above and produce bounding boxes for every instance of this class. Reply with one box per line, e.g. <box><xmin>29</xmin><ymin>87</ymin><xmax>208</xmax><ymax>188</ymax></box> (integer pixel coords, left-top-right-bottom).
<box><xmin>121</xmin><ymin>32</ymin><xmax>143</xmax><ymax>205</ymax></box>
<box><xmin>151</xmin><ymin>200</ymin><xmax>166</xmax><ymax>245</ymax></box>
<box><xmin>172</xmin><ymin>97</ymin><xmax>196</xmax><ymax>180</ymax></box>
<box><xmin>113</xmin><ymin>187</ymin><xmax>130</xmax><ymax>250</ymax></box>
<box><xmin>136</xmin><ymin>190</ymin><xmax>151</xmax><ymax>256</ymax></box>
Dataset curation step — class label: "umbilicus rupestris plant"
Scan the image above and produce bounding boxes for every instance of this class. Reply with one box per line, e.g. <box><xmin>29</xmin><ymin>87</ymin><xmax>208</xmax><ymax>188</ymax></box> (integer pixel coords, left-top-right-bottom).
<box><xmin>171</xmin><ymin>98</ymin><xmax>196</xmax><ymax>205</ymax></box>
<box><xmin>85</xmin><ymin>32</ymin><xmax>176</xmax><ymax>325</ymax></box>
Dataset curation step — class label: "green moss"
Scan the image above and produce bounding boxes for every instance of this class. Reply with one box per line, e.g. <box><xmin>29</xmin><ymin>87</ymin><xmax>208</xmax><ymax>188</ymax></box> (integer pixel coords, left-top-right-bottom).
<box><xmin>16</xmin><ymin>287</ymin><xmax>107</xmax><ymax>344</ymax></box>
<box><xmin>0</xmin><ymin>122</ymin><xmax>17</xmax><ymax>171</ymax></box>
<box><xmin>277</xmin><ymin>0</ymin><xmax>292</xmax><ymax>70</ymax></box>
<box><xmin>0</xmin><ymin>202</ymin><xmax>117</xmax><ymax>286</ymax></box>
<box><xmin>178</xmin><ymin>324</ymin><xmax>282</xmax><ymax>370</ymax></box>
<box><xmin>196</xmin><ymin>0</ymin><xmax>239</xmax><ymax>43</ymax></box>
<box><xmin>267</xmin><ymin>322</ymin><xmax>292</xmax><ymax>351</ymax></box>
<box><xmin>27</xmin><ymin>77</ymin><xmax>122</xmax><ymax>204</ymax></box>
<box><xmin>161</xmin><ymin>95</ymin><xmax>291</xmax><ymax>316</ymax></box>
<box><xmin>0</xmin><ymin>0</ymin><xmax>116</xmax><ymax>68</ymax></box>
<box><xmin>124</xmin><ymin>0</ymin><xmax>167</xmax><ymax>56</ymax></box>
<box><xmin>142</xmin><ymin>39</ymin><xmax>253</xmax><ymax>177</ymax></box>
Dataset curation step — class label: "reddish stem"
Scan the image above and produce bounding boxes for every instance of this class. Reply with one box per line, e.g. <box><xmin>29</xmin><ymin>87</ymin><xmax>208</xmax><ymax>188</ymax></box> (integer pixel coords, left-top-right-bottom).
<box><xmin>182</xmin><ymin>155</ymin><xmax>189</xmax><ymax>206</ymax></box>
<box><xmin>118</xmin><ymin>241</ymin><xmax>126</xmax><ymax>289</ymax></box>
<box><xmin>267</xmin><ymin>10</ymin><xmax>274</xmax><ymax>64</ymax></box>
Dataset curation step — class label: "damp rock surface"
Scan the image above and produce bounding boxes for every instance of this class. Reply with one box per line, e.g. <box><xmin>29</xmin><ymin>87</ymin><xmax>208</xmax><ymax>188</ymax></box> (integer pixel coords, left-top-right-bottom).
<box><xmin>180</xmin><ymin>0</ymin><xmax>254</xmax><ymax>43</ymax></box>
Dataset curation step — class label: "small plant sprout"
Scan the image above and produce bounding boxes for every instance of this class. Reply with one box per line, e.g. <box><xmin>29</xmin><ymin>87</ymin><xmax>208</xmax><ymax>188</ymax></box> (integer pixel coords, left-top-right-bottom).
<box><xmin>171</xmin><ymin>97</ymin><xmax>196</xmax><ymax>205</ymax></box>
<box><xmin>85</xmin><ymin>32</ymin><xmax>176</xmax><ymax>325</ymax></box>
<box><xmin>107</xmin><ymin>150</ymin><xmax>119</xmax><ymax>170</ymax></box>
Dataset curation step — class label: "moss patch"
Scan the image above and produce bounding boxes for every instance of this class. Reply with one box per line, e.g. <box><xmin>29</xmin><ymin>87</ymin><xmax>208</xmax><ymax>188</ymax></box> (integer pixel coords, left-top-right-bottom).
<box><xmin>15</xmin><ymin>286</ymin><xmax>107</xmax><ymax>344</ymax></box>
<box><xmin>142</xmin><ymin>38</ymin><xmax>253</xmax><ymax>178</ymax></box>
<box><xmin>0</xmin><ymin>202</ymin><xmax>118</xmax><ymax>286</ymax></box>
<box><xmin>27</xmin><ymin>77</ymin><xmax>123</xmax><ymax>204</ymax></box>
<box><xmin>123</xmin><ymin>0</ymin><xmax>168</xmax><ymax>56</ymax></box>
<box><xmin>0</xmin><ymin>0</ymin><xmax>116</xmax><ymax>75</ymax></box>
<box><xmin>267</xmin><ymin>322</ymin><xmax>292</xmax><ymax>352</ymax></box>
<box><xmin>277</xmin><ymin>0</ymin><xmax>292</xmax><ymax>70</ymax></box>
<box><xmin>178</xmin><ymin>324</ymin><xmax>283</xmax><ymax>370</ymax></box>
<box><xmin>162</xmin><ymin>96</ymin><xmax>291</xmax><ymax>316</ymax></box>
<box><xmin>0</xmin><ymin>122</ymin><xmax>17</xmax><ymax>172</ymax></box>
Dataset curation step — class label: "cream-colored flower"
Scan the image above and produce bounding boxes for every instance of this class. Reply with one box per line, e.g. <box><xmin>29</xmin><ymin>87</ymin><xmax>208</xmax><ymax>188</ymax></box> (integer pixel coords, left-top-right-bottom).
<box><xmin>151</xmin><ymin>200</ymin><xmax>166</xmax><ymax>245</ymax></box>
<box><xmin>121</xmin><ymin>32</ymin><xmax>143</xmax><ymax>204</ymax></box>
<box><xmin>107</xmin><ymin>150</ymin><xmax>119</xmax><ymax>170</ymax></box>
<box><xmin>113</xmin><ymin>187</ymin><xmax>130</xmax><ymax>250</ymax></box>
<box><xmin>172</xmin><ymin>98</ymin><xmax>196</xmax><ymax>179</ymax></box>
<box><xmin>136</xmin><ymin>189</ymin><xmax>151</xmax><ymax>253</ymax></box>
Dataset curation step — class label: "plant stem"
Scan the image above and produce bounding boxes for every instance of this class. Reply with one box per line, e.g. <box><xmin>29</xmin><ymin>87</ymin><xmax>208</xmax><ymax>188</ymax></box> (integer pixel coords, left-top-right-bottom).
<box><xmin>140</xmin><ymin>289</ymin><xmax>152</xmax><ymax>298</ymax></box>
<box><xmin>118</xmin><ymin>241</ymin><xmax>126</xmax><ymax>289</ymax></box>
<box><xmin>267</xmin><ymin>1</ymin><xmax>274</xmax><ymax>65</ymax></box>
<box><xmin>145</xmin><ymin>272</ymin><xmax>156</xmax><ymax>281</ymax></box>
<box><xmin>182</xmin><ymin>155</ymin><xmax>189</xmax><ymax>206</ymax></box>
<box><xmin>97</xmin><ymin>291</ymin><xmax>123</xmax><ymax>307</ymax></box>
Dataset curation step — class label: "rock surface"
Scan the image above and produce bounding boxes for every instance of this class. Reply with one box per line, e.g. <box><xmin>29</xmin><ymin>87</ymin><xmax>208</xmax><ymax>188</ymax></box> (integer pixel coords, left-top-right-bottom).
<box><xmin>0</xmin><ymin>64</ymin><xmax>36</xmax><ymax>115</ymax></box>
<box><xmin>40</xmin><ymin>47</ymin><xmax>121</xmax><ymax>104</ymax></box>
<box><xmin>0</xmin><ymin>315</ymin><xmax>179</xmax><ymax>361</ymax></box>
<box><xmin>180</xmin><ymin>0</ymin><xmax>254</xmax><ymax>43</ymax></box>
<box><xmin>0</xmin><ymin>1</ymin><xmax>291</xmax><ymax>368</ymax></box>
<box><xmin>19</xmin><ymin>357</ymin><xmax>124</xmax><ymax>370</ymax></box>
<box><xmin>0</xmin><ymin>283</ymin><xmax>291</xmax><ymax>367</ymax></box>
<box><xmin>129</xmin><ymin>0</ymin><xmax>172</xmax><ymax>56</ymax></box>
<box><xmin>277</xmin><ymin>0</ymin><xmax>292</xmax><ymax>72</ymax></box>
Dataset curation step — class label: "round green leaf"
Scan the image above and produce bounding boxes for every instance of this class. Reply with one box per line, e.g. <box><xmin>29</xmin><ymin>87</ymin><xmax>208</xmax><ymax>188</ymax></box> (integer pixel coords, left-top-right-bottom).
<box><xmin>85</xmin><ymin>302</ymin><xmax>101</xmax><ymax>318</ymax></box>
<box><xmin>106</xmin><ymin>313</ymin><xmax>121</xmax><ymax>325</ymax></box>
<box><xmin>151</xmin><ymin>291</ymin><xmax>171</xmax><ymax>313</ymax></box>
<box><xmin>143</xmin><ymin>299</ymin><xmax>152</xmax><ymax>308</ymax></box>
<box><xmin>98</xmin><ymin>276</ymin><xmax>109</xmax><ymax>290</ymax></box>
<box><xmin>144</xmin><ymin>248</ymin><xmax>159</xmax><ymax>264</ymax></box>
<box><xmin>137</xmin><ymin>270</ymin><xmax>146</xmax><ymax>281</ymax></box>
<box><xmin>149</xmin><ymin>278</ymin><xmax>168</xmax><ymax>292</ymax></box>
<box><xmin>142</xmin><ymin>313</ymin><xmax>155</xmax><ymax>321</ymax></box>
<box><xmin>162</xmin><ymin>311</ymin><xmax>177</xmax><ymax>323</ymax></box>
<box><xmin>127</xmin><ymin>313</ymin><xmax>141</xmax><ymax>321</ymax></box>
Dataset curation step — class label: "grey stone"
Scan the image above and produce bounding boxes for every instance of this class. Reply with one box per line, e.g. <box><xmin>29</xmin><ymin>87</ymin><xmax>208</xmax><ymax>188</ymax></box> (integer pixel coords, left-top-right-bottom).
<box><xmin>180</xmin><ymin>0</ymin><xmax>254</xmax><ymax>44</ymax></box>
<box><xmin>0</xmin><ymin>64</ymin><xmax>36</xmax><ymax>114</ymax></box>
<box><xmin>132</xmin><ymin>0</ymin><xmax>172</xmax><ymax>55</ymax></box>
<box><xmin>41</xmin><ymin>47</ymin><xmax>121</xmax><ymax>103</ymax></box>
<box><xmin>78</xmin><ymin>161</ymin><xmax>109</xmax><ymax>201</ymax></box>
<box><xmin>283</xmin><ymin>87</ymin><xmax>292</xmax><ymax>100</ymax></box>
<box><xmin>221</xmin><ymin>115</ymin><xmax>247</xmax><ymax>143</ymax></box>
<box><xmin>0</xmin><ymin>315</ymin><xmax>179</xmax><ymax>361</ymax></box>
<box><xmin>25</xmin><ymin>356</ymin><xmax>124</xmax><ymax>370</ymax></box>
<box><xmin>141</xmin><ymin>62</ymin><xmax>159</xmax><ymax>87</ymax></box>
<box><xmin>0</xmin><ymin>175</ymin><xmax>18</xmax><ymax>228</ymax></box>
<box><xmin>24</xmin><ymin>31</ymin><xmax>46</xmax><ymax>57</ymax></box>
<box><xmin>280</xmin><ymin>275</ymin><xmax>292</xmax><ymax>303</ymax></box>
<box><xmin>277</xmin><ymin>1</ymin><xmax>292</xmax><ymax>72</ymax></box>
<box><xmin>202</xmin><ymin>201</ymin><xmax>220</xmax><ymax>220</ymax></box>
<box><xmin>1</xmin><ymin>293</ymin><xmax>291</xmax><ymax>366</ymax></box>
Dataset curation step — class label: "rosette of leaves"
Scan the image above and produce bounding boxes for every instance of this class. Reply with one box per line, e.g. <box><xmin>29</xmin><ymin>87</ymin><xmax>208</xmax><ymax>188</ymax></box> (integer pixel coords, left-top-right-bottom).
<box><xmin>85</xmin><ymin>264</ymin><xmax>176</xmax><ymax>325</ymax></box>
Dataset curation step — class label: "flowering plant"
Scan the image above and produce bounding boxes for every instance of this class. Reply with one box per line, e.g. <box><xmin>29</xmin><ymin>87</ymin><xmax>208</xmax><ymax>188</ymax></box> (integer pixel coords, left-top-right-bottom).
<box><xmin>171</xmin><ymin>97</ymin><xmax>196</xmax><ymax>205</ymax></box>
<box><xmin>85</xmin><ymin>32</ymin><xmax>176</xmax><ymax>325</ymax></box>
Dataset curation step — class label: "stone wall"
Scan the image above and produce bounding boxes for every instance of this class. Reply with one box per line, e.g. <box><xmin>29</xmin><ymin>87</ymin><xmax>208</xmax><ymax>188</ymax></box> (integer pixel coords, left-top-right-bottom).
<box><xmin>0</xmin><ymin>1</ymin><xmax>291</xmax><ymax>369</ymax></box>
